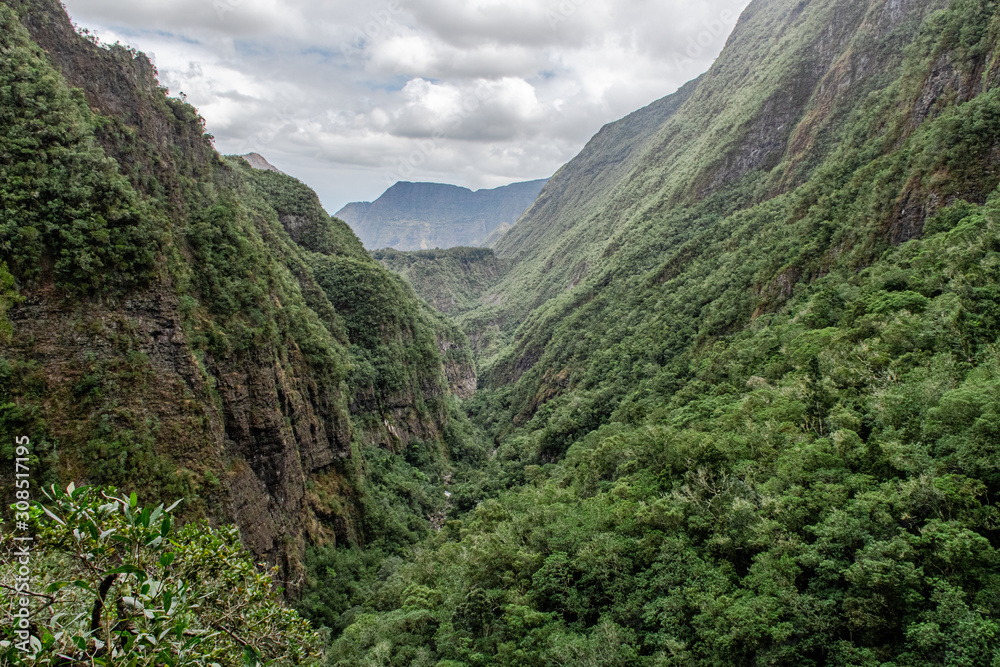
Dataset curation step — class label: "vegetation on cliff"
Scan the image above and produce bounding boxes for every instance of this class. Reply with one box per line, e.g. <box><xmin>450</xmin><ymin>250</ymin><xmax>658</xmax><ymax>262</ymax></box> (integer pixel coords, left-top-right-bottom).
<box><xmin>0</xmin><ymin>0</ymin><xmax>482</xmax><ymax>635</ymax></box>
<box><xmin>373</xmin><ymin>248</ymin><xmax>509</xmax><ymax>316</ymax></box>
<box><xmin>3</xmin><ymin>0</ymin><xmax>1000</xmax><ymax>664</ymax></box>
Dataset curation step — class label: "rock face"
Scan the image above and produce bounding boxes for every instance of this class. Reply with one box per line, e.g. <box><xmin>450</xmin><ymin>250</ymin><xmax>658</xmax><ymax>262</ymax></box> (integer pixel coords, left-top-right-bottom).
<box><xmin>0</xmin><ymin>0</ymin><xmax>475</xmax><ymax>584</ymax></box>
<box><xmin>337</xmin><ymin>179</ymin><xmax>548</xmax><ymax>250</ymax></box>
<box><xmin>240</xmin><ymin>152</ymin><xmax>285</xmax><ymax>174</ymax></box>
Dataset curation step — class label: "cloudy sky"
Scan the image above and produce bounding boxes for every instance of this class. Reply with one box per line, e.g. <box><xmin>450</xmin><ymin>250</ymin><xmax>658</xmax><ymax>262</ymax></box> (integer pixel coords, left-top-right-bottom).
<box><xmin>62</xmin><ymin>0</ymin><xmax>750</xmax><ymax>212</ymax></box>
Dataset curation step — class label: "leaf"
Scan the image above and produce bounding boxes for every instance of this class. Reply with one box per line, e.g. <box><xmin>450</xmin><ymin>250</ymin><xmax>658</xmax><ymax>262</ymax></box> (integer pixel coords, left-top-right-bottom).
<box><xmin>41</xmin><ymin>505</ymin><xmax>66</xmax><ymax>526</ymax></box>
<box><xmin>242</xmin><ymin>645</ymin><xmax>262</xmax><ymax>667</ymax></box>
<box><xmin>159</xmin><ymin>551</ymin><xmax>176</xmax><ymax>568</ymax></box>
<box><xmin>165</xmin><ymin>498</ymin><xmax>183</xmax><ymax>513</ymax></box>
<box><xmin>129</xmin><ymin>491</ymin><xmax>138</xmax><ymax>508</ymax></box>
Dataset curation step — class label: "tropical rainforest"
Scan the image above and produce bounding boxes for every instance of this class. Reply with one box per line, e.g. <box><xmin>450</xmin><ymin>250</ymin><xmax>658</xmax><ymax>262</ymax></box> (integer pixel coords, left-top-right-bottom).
<box><xmin>2</xmin><ymin>0</ymin><xmax>1000</xmax><ymax>665</ymax></box>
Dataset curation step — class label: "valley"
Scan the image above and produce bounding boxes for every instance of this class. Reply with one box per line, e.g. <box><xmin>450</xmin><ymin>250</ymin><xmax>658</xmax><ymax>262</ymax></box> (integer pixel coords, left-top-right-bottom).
<box><xmin>2</xmin><ymin>0</ymin><xmax>1000</xmax><ymax>664</ymax></box>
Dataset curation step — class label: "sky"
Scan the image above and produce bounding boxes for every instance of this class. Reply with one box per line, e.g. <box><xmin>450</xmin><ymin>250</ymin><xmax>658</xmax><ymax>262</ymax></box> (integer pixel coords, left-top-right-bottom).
<box><xmin>62</xmin><ymin>0</ymin><xmax>751</xmax><ymax>213</ymax></box>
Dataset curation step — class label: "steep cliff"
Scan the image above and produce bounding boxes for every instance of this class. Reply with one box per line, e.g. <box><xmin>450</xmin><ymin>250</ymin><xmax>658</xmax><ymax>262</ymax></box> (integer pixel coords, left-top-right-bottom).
<box><xmin>474</xmin><ymin>0</ymin><xmax>994</xmax><ymax>408</ymax></box>
<box><xmin>0</xmin><ymin>0</ymin><xmax>478</xmax><ymax>582</ymax></box>
<box><xmin>337</xmin><ymin>179</ymin><xmax>548</xmax><ymax>251</ymax></box>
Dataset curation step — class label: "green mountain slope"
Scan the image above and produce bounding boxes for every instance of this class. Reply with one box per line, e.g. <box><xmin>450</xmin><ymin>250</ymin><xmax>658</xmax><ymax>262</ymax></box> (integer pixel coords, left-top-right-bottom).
<box><xmin>314</xmin><ymin>0</ymin><xmax>1000</xmax><ymax>664</ymax></box>
<box><xmin>374</xmin><ymin>247</ymin><xmax>510</xmax><ymax>316</ymax></box>
<box><xmin>0</xmin><ymin>0</ymin><xmax>481</xmax><ymax>583</ymax></box>
<box><xmin>3</xmin><ymin>0</ymin><xmax>1000</xmax><ymax>662</ymax></box>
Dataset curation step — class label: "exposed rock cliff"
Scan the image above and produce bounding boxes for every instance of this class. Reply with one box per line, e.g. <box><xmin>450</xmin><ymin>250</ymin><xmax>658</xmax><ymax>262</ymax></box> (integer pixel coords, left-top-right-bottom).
<box><xmin>240</xmin><ymin>152</ymin><xmax>285</xmax><ymax>174</ymax></box>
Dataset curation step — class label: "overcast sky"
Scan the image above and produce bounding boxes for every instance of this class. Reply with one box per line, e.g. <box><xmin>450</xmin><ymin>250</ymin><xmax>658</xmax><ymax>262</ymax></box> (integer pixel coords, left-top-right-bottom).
<box><xmin>62</xmin><ymin>0</ymin><xmax>750</xmax><ymax>212</ymax></box>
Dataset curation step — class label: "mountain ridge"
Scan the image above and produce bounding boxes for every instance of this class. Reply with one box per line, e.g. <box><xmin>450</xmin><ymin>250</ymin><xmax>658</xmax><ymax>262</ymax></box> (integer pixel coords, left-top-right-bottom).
<box><xmin>337</xmin><ymin>178</ymin><xmax>548</xmax><ymax>250</ymax></box>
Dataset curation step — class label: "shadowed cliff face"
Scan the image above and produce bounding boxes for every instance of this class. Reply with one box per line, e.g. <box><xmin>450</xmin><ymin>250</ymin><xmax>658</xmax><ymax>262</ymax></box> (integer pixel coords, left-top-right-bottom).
<box><xmin>0</xmin><ymin>0</ymin><xmax>476</xmax><ymax>583</ymax></box>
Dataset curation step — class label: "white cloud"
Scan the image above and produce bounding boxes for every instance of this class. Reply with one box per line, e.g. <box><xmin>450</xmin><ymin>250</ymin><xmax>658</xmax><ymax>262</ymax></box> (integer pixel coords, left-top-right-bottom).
<box><xmin>61</xmin><ymin>0</ymin><xmax>751</xmax><ymax>211</ymax></box>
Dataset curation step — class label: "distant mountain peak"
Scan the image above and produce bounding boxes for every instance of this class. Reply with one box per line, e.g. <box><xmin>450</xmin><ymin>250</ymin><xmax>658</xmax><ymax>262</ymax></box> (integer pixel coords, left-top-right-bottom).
<box><xmin>239</xmin><ymin>152</ymin><xmax>284</xmax><ymax>174</ymax></box>
<box><xmin>336</xmin><ymin>178</ymin><xmax>549</xmax><ymax>251</ymax></box>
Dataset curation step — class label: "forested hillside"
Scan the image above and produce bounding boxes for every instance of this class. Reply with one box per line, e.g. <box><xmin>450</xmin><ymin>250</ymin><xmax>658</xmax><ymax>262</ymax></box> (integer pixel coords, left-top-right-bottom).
<box><xmin>3</xmin><ymin>0</ymin><xmax>1000</xmax><ymax>663</ymax></box>
<box><xmin>374</xmin><ymin>248</ymin><xmax>509</xmax><ymax>316</ymax></box>
<box><xmin>0</xmin><ymin>0</ymin><xmax>482</xmax><ymax>591</ymax></box>
<box><xmin>311</xmin><ymin>0</ymin><xmax>1000</xmax><ymax>664</ymax></box>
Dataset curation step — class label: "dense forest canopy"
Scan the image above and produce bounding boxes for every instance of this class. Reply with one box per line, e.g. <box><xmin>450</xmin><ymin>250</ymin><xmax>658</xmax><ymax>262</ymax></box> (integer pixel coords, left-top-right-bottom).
<box><xmin>2</xmin><ymin>0</ymin><xmax>1000</xmax><ymax>664</ymax></box>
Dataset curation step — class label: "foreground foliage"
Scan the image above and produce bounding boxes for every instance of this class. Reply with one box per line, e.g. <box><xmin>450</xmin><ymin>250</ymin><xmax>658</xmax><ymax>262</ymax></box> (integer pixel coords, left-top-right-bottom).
<box><xmin>0</xmin><ymin>485</ymin><xmax>322</xmax><ymax>665</ymax></box>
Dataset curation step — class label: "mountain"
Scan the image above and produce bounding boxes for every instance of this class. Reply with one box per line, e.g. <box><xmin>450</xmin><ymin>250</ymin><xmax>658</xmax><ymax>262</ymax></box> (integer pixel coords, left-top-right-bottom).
<box><xmin>0</xmin><ymin>0</ymin><xmax>482</xmax><ymax>590</ymax></box>
<box><xmin>336</xmin><ymin>178</ymin><xmax>549</xmax><ymax>250</ymax></box>
<box><xmin>5</xmin><ymin>0</ymin><xmax>1000</xmax><ymax>662</ymax></box>
<box><xmin>316</xmin><ymin>0</ymin><xmax>1000</xmax><ymax>663</ymax></box>
<box><xmin>240</xmin><ymin>151</ymin><xmax>285</xmax><ymax>173</ymax></box>
<box><xmin>334</xmin><ymin>200</ymin><xmax>372</xmax><ymax>227</ymax></box>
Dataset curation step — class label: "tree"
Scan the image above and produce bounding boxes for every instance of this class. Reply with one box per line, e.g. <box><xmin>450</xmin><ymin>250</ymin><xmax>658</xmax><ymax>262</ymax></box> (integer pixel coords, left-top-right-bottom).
<box><xmin>0</xmin><ymin>484</ymin><xmax>323</xmax><ymax>665</ymax></box>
